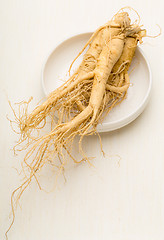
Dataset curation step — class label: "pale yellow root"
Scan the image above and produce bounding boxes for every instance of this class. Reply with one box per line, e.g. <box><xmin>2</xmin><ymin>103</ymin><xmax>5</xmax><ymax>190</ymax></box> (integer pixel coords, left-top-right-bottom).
<box><xmin>7</xmin><ymin>10</ymin><xmax>147</xmax><ymax>238</ymax></box>
<box><xmin>13</xmin><ymin>12</ymin><xmax>131</xmax><ymax>143</ymax></box>
<box><xmin>19</xmin><ymin>34</ymin><xmax>126</xmax><ymax>179</ymax></box>
<box><xmin>97</xmin><ymin>35</ymin><xmax>139</xmax><ymax>124</ymax></box>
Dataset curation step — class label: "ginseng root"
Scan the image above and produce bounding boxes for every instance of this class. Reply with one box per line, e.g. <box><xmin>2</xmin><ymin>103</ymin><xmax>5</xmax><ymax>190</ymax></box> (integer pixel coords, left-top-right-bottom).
<box><xmin>15</xmin><ymin>12</ymin><xmax>131</xmax><ymax>141</ymax></box>
<box><xmin>6</xmin><ymin>9</ymin><xmax>147</xmax><ymax>238</ymax></box>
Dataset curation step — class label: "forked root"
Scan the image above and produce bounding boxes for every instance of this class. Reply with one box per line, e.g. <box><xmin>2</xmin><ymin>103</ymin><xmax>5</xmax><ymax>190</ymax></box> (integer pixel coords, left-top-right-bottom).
<box><xmin>6</xmin><ymin>8</ymin><xmax>148</xmax><ymax>238</ymax></box>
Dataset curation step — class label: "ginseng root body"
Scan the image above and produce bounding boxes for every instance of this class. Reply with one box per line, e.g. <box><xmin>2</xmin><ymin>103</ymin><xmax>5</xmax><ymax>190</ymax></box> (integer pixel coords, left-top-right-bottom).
<box><xmin>6</xmin><ymin>9</ymin><xmax>146</xmax><ymax>237</ymax></box>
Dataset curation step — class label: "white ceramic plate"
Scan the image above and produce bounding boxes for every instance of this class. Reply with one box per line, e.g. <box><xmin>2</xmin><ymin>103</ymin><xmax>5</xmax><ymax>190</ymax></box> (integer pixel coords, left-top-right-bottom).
<box><xmin>42</xmin><ymin>32</ymin><xmax>152</xmax><ymax>132</ymax></box>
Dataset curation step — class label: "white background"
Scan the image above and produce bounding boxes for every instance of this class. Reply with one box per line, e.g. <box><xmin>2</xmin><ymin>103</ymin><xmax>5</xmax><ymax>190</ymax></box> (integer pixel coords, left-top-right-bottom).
<box><xmin>0</xmin><ymin>0</ymin><xmax>164</xmax><ymax>239</ymax></box>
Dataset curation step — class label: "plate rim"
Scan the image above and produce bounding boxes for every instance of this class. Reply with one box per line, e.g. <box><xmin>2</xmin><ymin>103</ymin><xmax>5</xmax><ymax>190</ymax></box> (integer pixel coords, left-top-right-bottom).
<box><xmin>41</xmin><ymin>32</ymin><xmax>152</xmax><ymax>132</ymax></box>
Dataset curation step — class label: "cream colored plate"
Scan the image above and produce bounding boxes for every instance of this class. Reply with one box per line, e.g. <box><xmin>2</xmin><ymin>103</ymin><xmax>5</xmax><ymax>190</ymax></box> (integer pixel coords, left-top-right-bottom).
<box><xmin>42</xmin><ymin>32</ymin><xmax>152</xmax><ymax>132</ymax></box>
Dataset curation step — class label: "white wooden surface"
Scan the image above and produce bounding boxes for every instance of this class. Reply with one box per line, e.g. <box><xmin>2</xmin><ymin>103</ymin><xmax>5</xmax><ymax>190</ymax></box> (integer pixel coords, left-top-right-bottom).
<box><xmin>0</xmin><ymin>0</ymin><xmax>164</xmax><ymax>239</ymax></box>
